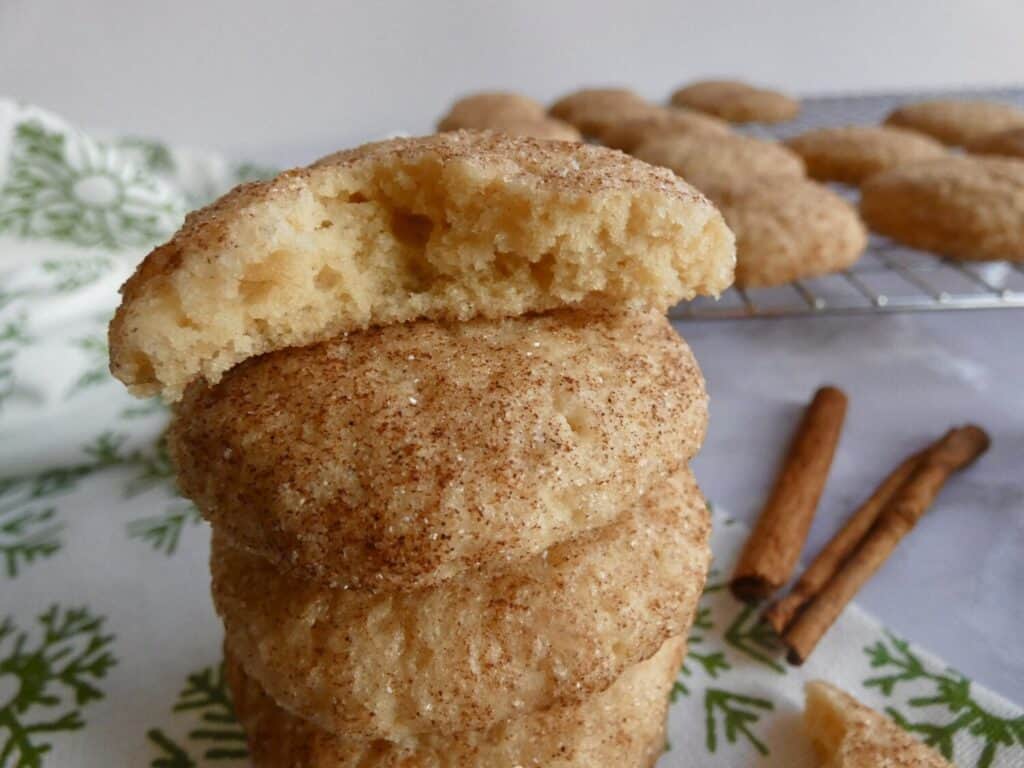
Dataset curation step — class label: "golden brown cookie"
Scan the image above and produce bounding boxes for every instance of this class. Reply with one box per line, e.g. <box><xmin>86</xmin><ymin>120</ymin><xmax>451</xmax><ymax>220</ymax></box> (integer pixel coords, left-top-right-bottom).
<box><xmin>634</xmin><ymin>132</ymin><xmax>805</xmax><ymax>191</ymax></box>
<box><xmin>805</xmin><ymin>681</ymin><xmax>953</xmax><ymax>768</ymax></box>
<box><xmin>598</xmin><ymin>108</ymin><xmax>732</xmax><ymax>153</ymax></box>
<box><xmin>436</xmin><ymin>92</ymin><xmax>545</xmax><ymax>131</ymax></box>
<box><xmin>966</xmin><ymin>126</ymin><xmax>1024</xmax><ymax>159</ymax></box>
<box><xmin>884</xmin><ymin>99</ymin><xmax>1024</xmax><ymax>146</ymax></box>
<box><xmin>704</xmin><ymin>177</ymin><xmax>867</xmax><ymax>287</ymax></box>
<box><xmin>109</xmin><ymin>131</ymin><xmax>735</xmax><ymax>400</ymax></box>
<box><xmin>213</xmin><ymin>469</ymin><xmax>708</xmax><ymax>738</ymax></box>
<box><xmin>172</xmin><ymin>309</ymin><xmax>708</xmax><ymax>589</ymax></box>
<box><xmin>225</xmin><ymin>635</ymin><xmax>684</xmax><ymax>768</ymax></box>
<box><xmin>547</xmin><ymin>87</ymin><xmax>659</xmax><ymax>135</ymax></box>
<box><xmin>860</xmin><ymin>155</ymin><xmax>1024</xmax><ymax>262</ymax></box>
<box><xmin>785</xmin><ymin>125</ymin><xmax>947</xmax><ymax>185</ymax></box>
<box><xmin>670</xmin><ymin>79</ymin><xmax>800</xmax><ymax>123</ymax></box>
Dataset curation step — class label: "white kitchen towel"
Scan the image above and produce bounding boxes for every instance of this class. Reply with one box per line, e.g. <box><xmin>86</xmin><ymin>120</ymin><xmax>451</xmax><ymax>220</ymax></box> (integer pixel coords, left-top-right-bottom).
<box><xmin>0</xmin><ymin>100</ymin><xmax>1020</xmax><ymax>767</ymax></box>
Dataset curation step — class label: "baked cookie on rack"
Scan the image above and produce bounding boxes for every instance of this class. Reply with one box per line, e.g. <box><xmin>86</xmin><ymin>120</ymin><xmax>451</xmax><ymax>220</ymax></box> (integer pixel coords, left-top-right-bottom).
<box><xmin>634</xmin><ymin>131</ymin><xmax>805</xmax><ymax>191</ymax></box>
<box><xmin>884</xmin><ymin>99</ymin><xmax>1024</xmax><ymax>146</ymax></box>
<box><xmin>436</xmin><ymin>91</ymin><xmax>545</xmax><ymax>131</ymax></box>
<box><xmin>704</xmin><ymin>176</ymin><xmax>867</xmax><ymax>287</ymax></box>
<box><xmin>548</xmin><ymin>87</ymin><xmax>659</xmax><ymax>135</ymax></box>
<box><xmin>785</xmin><ymin>125</ymin><xmax>946</xmax><ymax>185</ymax></box>
<box><xmin>670</xmin><ymin>79</ymin><xmax>800</xmax><ymax>123</ymax></box>
<box><xmin>860</xmin><ymin>155</ymin><xmax>1024</xmax><ymax>262</ymax></box>
<box><xmin>598</xmin><ymin>107</ymin><xmax>731</xmax><ymax>153</ymax></box>
<box><xmin>966</xmin><ymin>126</ymin><xmax>1024</xmax><ymax>159</ymax></box>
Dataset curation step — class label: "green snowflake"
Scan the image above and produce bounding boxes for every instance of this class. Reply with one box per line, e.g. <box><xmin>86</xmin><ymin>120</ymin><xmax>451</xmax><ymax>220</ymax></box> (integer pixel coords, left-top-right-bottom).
<box><xmin>865</xmin><ymin>633</ymin><xmax>1024</xmax><ymax>768</ymax></box>
<box><xmin>232</xmin><ymin>162</ymin><xmax>278</xmax><ymax>185</ymax></box>
<box><xmin>115</xmin><ymin>137</ymin><xmax>176</xmax><ymax>176</ymax></box>
<box><xmin>147</xmin><ymin>662</ymin><xmax>248</xmax><ymax>767</ymax></box>
<box><xmin>0</xmin><ymin>605</ymin><xmax>117</xmax><ymax>767</ymax></box>
<box><xmin>40</xmin><ymin>255</ymin><xmax>113</xmax><ymax>293</ymax></box>
<box><xmin>0</xmin><ymin>120</ymin><xmax>184</xmax><ymax>250</ymax></box>
<box><xmin>126</xmin><ymin>502</ymin><xmax>202</xmax><ymax>557</ymax></box>
<box><xmin>669</xmin><ymin>570</ymin><xmax>779</xmax><ymax>756</ymax></box>
<box><xmin>66</xmin><ymin>333</ymin><xmax>111</xmax><ymax>397</ymax></box>
<box><xmin>0</xmin><ymin>315</ymin><xmax>31</xmax><ymax>410</ymax></box>
<box><xmin>0</xmin><ymin>431</ymin><xmax>180</xmax><ymax>577</ymax></box>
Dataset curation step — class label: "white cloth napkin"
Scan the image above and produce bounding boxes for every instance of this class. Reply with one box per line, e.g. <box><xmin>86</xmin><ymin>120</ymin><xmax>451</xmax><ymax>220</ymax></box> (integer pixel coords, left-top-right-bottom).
<box><xmin>0</xmin><ymin>99</ymin><xmax>1020</xmax><ymax>767</ymax></box>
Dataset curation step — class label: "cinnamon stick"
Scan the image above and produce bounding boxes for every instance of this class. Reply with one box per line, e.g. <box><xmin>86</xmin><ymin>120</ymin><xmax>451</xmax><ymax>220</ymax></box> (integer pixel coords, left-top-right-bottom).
<box><xmin>781</xmin><ymin>425</ymin><xmax>990</xmax><ymax>664</ymax></box>
<box><xmin>730</xmin><ymin>386</ymin><xmax>848</xmax><ymax>603</ymax></box>
<box><xmin>762</xmin><ymin>450</ymin><xmax>924</xmax><ymax>634</ymax></box>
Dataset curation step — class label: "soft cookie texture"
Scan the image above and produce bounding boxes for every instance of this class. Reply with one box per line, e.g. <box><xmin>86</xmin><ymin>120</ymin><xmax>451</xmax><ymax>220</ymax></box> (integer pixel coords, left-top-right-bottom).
<box><xmin>436</xmin><ymin>92</ymin><xmax>545</xmax><ymax>132</ymax></box>
<box><xmin>598</xmin><ymin>108</ymin><xmax>732</xmax><ymax>153</ymax></box>
<box><xmin>704</xmin><ymin>177</ymin><xmax>867</xmax><ymax>287</ymax></box>
<box><xmin>967</xmin><ymin>126</ymin><xmax>1024</xmax><ymax>159</ymax></box>
<box><xmin>634</xmin><ymin>132</ymin><xmax>805</xmax><ymax>191</ymax></box>
<box><xmin>171</xmin><ymin>308</ymin><xmax>708</xmax><ymax>589</ymax></box>
<box><xmin>860</xmin><ymin>155</ymin><xmax>1024</xmax><ymax>262</ymax></box>
<box><xmin>109</xmin><ymin>131</ymin><xmax>735</xmax><ymax>400</ymax></box>
<box><xmin>226</xmin><ymin>636</ymin><xmax>684</xmax><ymax>768</ymax></box>
<box><xmin>670</xmin><ymin>79</ymin><xmax>800</xmax><ymax>123</ymax></box>
<box><xmin>213</xmin><ymin>469</ymin><xmax>708</xmax><ymax>738</ymax></box>
<box><xmin>548</xmin><ymin>88</ymin><xmax>659</xmax><ymax>135</ymax></box>
<box><xmin>884</xmin><ymin>99</ymin><xmax>1024</xmax><ymax>146</ymax></box>
<box><xmin>805</xmin><ymin>681</ymin><xmax>952</xmax><ymax>768</ymax></box>
<box><xmin>786</xmin><ymin>125</ymin><xmax>946</xmax><ymax>185</ymax></box>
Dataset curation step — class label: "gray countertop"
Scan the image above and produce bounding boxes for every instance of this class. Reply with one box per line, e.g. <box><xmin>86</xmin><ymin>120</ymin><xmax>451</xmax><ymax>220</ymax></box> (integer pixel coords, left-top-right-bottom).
<box><xmin>678</xmin><ymin>308</ymin><xmax>1023</xmax><ymax>703</ymax></box>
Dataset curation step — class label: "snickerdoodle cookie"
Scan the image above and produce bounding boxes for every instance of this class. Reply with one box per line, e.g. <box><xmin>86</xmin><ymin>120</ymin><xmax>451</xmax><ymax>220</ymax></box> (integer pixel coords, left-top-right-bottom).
<box><xmin>704</xmin><ymin>176</ymin><xmax>867</xmax><ymax>287</ymax></box>
<box><xmin>634</xmin><ymin>132</ymin><xmax>805</xmax><ymax>190</ymax></box>
<box><xmin>860</xmin><ymin>155</ymin><xmax>1024</xmax><ymax>262</ymax></box>
<box><xmin>884</xmin><ymin>99</ymin><xmax>1024</xmax><ymax>146</ymax></box>
<box><xmin>436</xmin><ymin>92</ymin><xmax>545</xmax><ymax>131</ymax></box>
<box><xmin>171</xmin><ymin>309</ymin><xmax>708</xmax><ymax>589</ymax></box>
<box><xmin>109</xmin><ymin>131</ymin><xmax>734</xmax><ymax>400</ymax></box>
<box><xmin>213</xmin><ymin>469</ymin><xmax>708</xmax><ymax>738</ymax></box>
<box><xmin>598</xmin><ymin>108</ymin><xmax>731</xmax><ymax>153</ymax></box>
<box><xmin>967</xmin><ymin>126</ymin><xmax>1024</xmax><ymax>159</ymax></box>
<box><xmin>670</xmin><ymin>79</ymin><xmax>800</xmax><ymax>123</ymax></box>
<box><xmin>548</xmin><ymin>87</ymin><xmax>659</xmax><ymax>135</ymax></box>
<box><xmin>225</xmin><ymin>635</ymin><xmax>684</xmax><ymax>768</ymax></box>
<box><xmin>477</xmin><ymin>117</ymin><xmax>582</xmax><ymax>141</ymax></box>
<box><xmin>785</xmin><ymin>125</ymin><xmax>946</xmax><ymax>185</ymax></box>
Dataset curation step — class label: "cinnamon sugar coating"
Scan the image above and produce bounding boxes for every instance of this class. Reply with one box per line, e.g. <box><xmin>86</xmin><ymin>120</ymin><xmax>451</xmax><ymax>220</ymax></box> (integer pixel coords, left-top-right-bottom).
<box><xmin>110</xmin><ymin>131</ymin><xmax>734</xmax><ymax>400</ymax></box>
<box><xmin>173</xmin><ymin>308</ymin><xmax>707</xmax><ymax>589</ymax></box>
<box><xmin>213</xmin><ymin>469</ymin><xmax>707</xmax><ymax>738</ymax></box>
<box><xmin>225</xmin><ymin>636</ymin><xmax>684</xmax><ymax>768</ymax></box>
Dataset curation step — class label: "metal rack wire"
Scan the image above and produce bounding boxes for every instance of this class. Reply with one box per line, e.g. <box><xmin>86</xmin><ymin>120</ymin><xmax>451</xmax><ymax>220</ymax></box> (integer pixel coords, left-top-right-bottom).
<box><xmin>670</xmin><ymin>87</ymin><xmax>1024</xmax><ymax>320</ymax></box>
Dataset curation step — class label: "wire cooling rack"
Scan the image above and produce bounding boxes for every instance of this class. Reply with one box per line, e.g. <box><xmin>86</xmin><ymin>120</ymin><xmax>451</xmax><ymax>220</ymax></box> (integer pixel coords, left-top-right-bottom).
<box><xmin>670</xmin><ymin>87</ymin><xmax>1024</xmax><ymax>320</ymax></box>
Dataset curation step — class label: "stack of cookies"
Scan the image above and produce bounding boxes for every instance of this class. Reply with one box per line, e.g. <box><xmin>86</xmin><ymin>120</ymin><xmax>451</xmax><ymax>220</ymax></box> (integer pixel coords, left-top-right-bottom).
<box><xmin>108</xmin><ymin>132</ymin><xmax>736</xmax><ymax>766</ymax></box>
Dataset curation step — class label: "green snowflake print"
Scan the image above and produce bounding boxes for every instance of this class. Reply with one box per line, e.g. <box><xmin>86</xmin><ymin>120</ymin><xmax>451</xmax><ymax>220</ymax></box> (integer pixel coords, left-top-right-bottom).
<box><xmin>0</xmin><ymin>605</ymin><xmax>117</xmax><ymax>767</ymax></box>
<box><xmin>865</xmin><ymin>633</ymin><xmax>1024</xmax><ymax>768</ymax></box>
<box><xmin>115</xmin><ymin>137</ymin><xmax>176</xmax><ymax>176</ymax></box>
<box><xmin>669</xmin><ymin>571</ymin><xmax>779</xmax><ymax>756</ymax></box>
<box><xmin>66</xmin><ymin>333</ymin><xmax>111</xmax><ymax>398</ymax></box>
<box><xmin>0</xmin><ymin>120</ymin><xmax>185</xmax><ymax>250</ymax></box>
<box><xmin>0</xmin><ymin>315</ymin><xmax>31</xmax><ymax>410</ymax></box>
<box><xmin>40</xmin><ymin>255</ymin><xmax>113</xmax><ymax>293</ymax></box>
<box><xmin>232</xmin><ymin>162</ymin><xmax>278</xmax><ymax>185</ymax></box>
<box><xmin>0</xmin><ymin>431</ymin><xmax>183</xmax><ymax>577</ymax></box>
<box><xmin>147</xmin><ymin>662</ymin><xmax>248</xmax><ymax>767</ymax></box>
<box><xmin>127</xmin><ymin>502</ymin><xmax>202</xmax><ymax>557</ymax></box>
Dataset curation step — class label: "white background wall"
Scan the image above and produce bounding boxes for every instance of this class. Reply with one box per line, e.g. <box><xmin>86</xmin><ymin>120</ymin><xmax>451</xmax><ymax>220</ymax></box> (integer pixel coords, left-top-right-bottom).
<box><xmin>3</xmin><ymin>0</ymin><xmax>1024</xmax><ymax>162</ymax></box>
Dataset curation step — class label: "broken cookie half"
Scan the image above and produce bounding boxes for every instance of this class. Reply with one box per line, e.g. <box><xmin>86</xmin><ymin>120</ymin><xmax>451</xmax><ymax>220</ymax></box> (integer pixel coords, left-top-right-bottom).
<box><xmin>109</xmin><ymin>130</ymin><xmax>735</xmax><ymax>400</ymax></box>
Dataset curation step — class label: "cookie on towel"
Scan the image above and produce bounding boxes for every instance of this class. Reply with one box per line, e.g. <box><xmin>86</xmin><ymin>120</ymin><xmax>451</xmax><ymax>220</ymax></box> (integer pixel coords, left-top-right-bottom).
<box><xmin>785</xmin><ymin>125</ymin><xmax>946</xmax><ymax>185</ymax></box>
<box><xmin>225</xmin><ymin>635</ymin><xmax>685</xmax><ymax>768</ymax></box>
<box><xmin>804</xmin><ymin>681</ymin><xmax>953</xmax><ymax>768</ymax></box>
<box><xmin>634</xmin><ymin>132</ymin><xmax>805</xmax><ymax>191</ymax></box>
<box><xmin>704</xmin><ymin>176</ymin><xmax>867</xmax><ymax>287</ymax></box>
<box><xmin>171</xmin><ymin>309</ymin><xmax>708</xmax><ymax>589</ymax></box>
<box><xmin>670</xmin><ymin>79</ymin><xmax>800</xmax><ymax>123</ymax></box>
<box><xmin>598</xmin><ymin>108</ymin><xmax>731</xmax><ymax>153</ymax></box>
<box><xmin>213</xmin><ymin>470</ymin><xmax>709</xmax><ymax>738</ymax></box>
<box><xmin>436</xmin><ymin>91</ymin><xmax>545</xmax><ymax>131</ymax></box>
<box><xmin>884</xmin><ymin>99</ymin><xmax>1024</xmax><ymax>146</ymax></box>
<box><xmin>109</xmin><ymin>131</ymin><xmax>735</xmax><ymax>400</ymax></box>
<box><xmin>860</xmin><ymin>155</ymin><xmax>1024</xmax><ymax>262</ymax></box>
